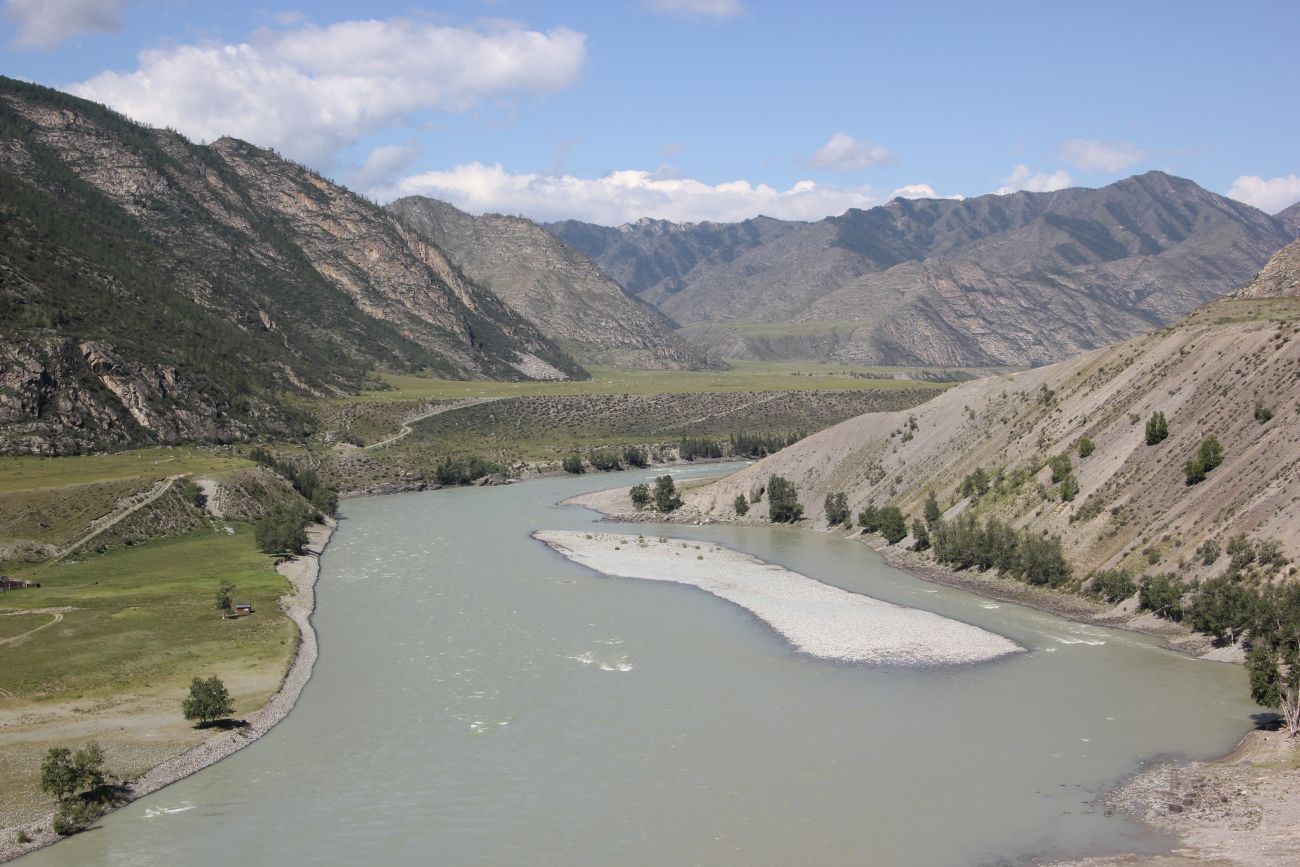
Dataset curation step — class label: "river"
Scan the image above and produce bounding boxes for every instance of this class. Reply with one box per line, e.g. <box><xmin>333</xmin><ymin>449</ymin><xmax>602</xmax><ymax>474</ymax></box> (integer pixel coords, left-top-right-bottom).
<box><xmin>20</xmin><ymin>464</ymin><xmax>1254</xmax><ymax>866</ymax></box>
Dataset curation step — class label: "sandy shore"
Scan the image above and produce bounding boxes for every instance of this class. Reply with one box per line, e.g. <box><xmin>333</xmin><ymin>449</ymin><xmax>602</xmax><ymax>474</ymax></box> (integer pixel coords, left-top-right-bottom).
<box><xmin>534</xmin><ymin>530</ymin><xmax>1022</xmax><ymax>665</ymax></box>
<box><xmin>0</xmin><ymin>519</ymin><xmax>336</xmax><ymax>863</ymax></box>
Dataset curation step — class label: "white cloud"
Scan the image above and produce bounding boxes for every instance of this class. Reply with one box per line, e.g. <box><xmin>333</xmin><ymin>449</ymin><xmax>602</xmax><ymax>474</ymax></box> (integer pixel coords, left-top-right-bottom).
<box><xmin>1058</xmin><ymin>138</ymin><xmax>1145</xmax><ymax>172</ymax></box>
<box><xmin>644</xmin><ymin>0</ymin><xmax>744</xmax><ymax>18</ymax></box>
<box><xmin>809</xmin><ymin>132</ymin><xmax>893</xmax><ymax>172</ymax></box>
<box><xmin>997</xmin><ymin>164</ymin><xmax>1073</xmax><ymax>195</ymax></box>
<box><xmin>375</xmin><ymin>162</ymin><xmax>891</xmax><ymax>225</ymax></box>
<box><xmin>350</xmin><ymin>144</ymin><xmax>422</xmax><ymax>190</ymax></box>
<box><xmin>71</xmin><ymin>18</ymin><xmax>586</xmax><ymax>166</ymax></box>
<box><xmin>5</xmin><ymin>0</ymin><xmax>126</xmax><ymax>48</ymax></box>
<box><xmin>1226</xmin><ymin>174</ymin><xmax>1300</xmax><ymax>214</ymax></box>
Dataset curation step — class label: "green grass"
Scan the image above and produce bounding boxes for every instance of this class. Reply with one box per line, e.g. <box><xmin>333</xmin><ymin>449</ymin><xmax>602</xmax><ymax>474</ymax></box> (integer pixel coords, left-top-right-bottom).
<box><xmin>0</xmin><ymin>446</ymin><xmax>252</xmax><ymax>494</ymax></box>
<box><xmin>343</xmin><ymin>363</ymin><xmax>949</xmax><ymax>403</ymax></box>
<box><xmin>0</xmin><ymin>527</ymin><xmax>295</xmax><ymax>704</ymax></box>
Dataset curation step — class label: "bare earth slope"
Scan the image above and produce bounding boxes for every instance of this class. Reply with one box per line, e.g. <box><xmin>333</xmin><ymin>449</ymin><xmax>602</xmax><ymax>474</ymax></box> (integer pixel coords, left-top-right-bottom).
<box><xmin>1234</xmin><ymin>238</ymin><xmax>1300</xmax><ymax>299</ymax></box>
<box><xmin>388</xmin><ymin>197</ymin><xmax>717</xmax><ymax>369</ymax></box>
<box><xmin>680</xmin><ymin>294</ymin><xmax>1300</xmax><ymax>578</ymax></box>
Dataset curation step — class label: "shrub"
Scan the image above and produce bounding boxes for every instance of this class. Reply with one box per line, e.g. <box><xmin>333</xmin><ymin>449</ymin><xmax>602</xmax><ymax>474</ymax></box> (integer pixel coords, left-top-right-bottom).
<box><xmin>1254</xmin><ymin>401</ymin><xmax>1274</xmax><ymax>423</ymax></box>
<box><xmin>1058</xmin><ymin>473</ymin><xmax>1080</xmax><ymax>502</ymax></box>
<box><xmin>1187</xmin><ymin>576</ymin><xmax>1258</xmax><ymax>644</ymax></box>
<box><xmin>1145</xmin><ymin>411</ymin><xmax>1169</xmax><ymax>445</ymax></box>
<box><xmin>1048</xmin><ymin>453</ymin><xmax>1073</xmax><ymax>484</ymax></box>
<box><xmin>622</xmin><ymin>446</ymin><xmax>649</xmax><ymax>468</ymax></box>
<box><xmin>629</xmin><ymin>484</ymin><xmax>650</xmax><ymax>510</ymax></box>
<box><xmin>1139</xmin><ymin>573</ymin><xmax>1184</xmax><ymax>621</ymax></box>
<box><xmin>1019</xmin><ymin>533</ymin><xmax>1070</xmax><ymax>586</ymax></box>
<box><xmin>923</xmin><ymin>490</ymin><xmax>941</xmax><ymax>527</ymax></box>
<box><xmin>960</xmin><ymin>467</ymin><xmax>990</xmax><ymax>499</ymax></box>
<box><xmin>857</xmin><ymin>504</ymin><xmax>879</xmax><ymax>533</ymax></box>
<box><xmin>767</xmin><ymin>476</ymin><xmax>804</xmax><ymax>523</ymax></box>
<box><xmin>561</xmin><ymin>454</ymin><xmax>585</xmax><ymax>474</ymax></box>
<box><xmin>824</xmin><ymin>492</ymin><xmax>849</xmax><ymax>526</ymax></box>
<box><xmin>1198</xmin><ymin>539</ymin><xmax>1221</xmax><ymax>566</ymax></box>
<box><xmin>733</xmin><ymin>494</ymin><xmax>749</xmax><ymax>516</ymax></box>
<box><xmin>1184</xmin><ymin>435</ymin><xmax>1224</xmax><ymax>485</ymax></box>
<box><xmin>653</xmin><ymin>476</ymin><xmax>683</xmax><ymax>513</ymax></box>
<box><xmin>911</xmin><ymin>519</ymin><xmax>930</xmax><ymax>551</ymax></box>
<box><xmin>53</xmin><ymin>798</ymin><xmax>103</xmax><ymax>836</ymax></box>
<box><xmin>434</xmin><ymin>456</ymin><xmax>499</xmax><ymax>486</ymax></box>
<box><xmin>254</xmin><ymin>507</ymin><xmax>309</xmax><ymax>555</ymax></box>
<box><xmin>1089</xmin><ymin>569</ymin><xmax>1136</xmax><ymax>603</ymax></box>
<box><xmin>1077</xmin><ymin>437</ymin><xmax>1095</xmax><ymax>458</ymax></box>
<box><xmin>588</xmin><ymin>451</ymin><xmax>623</xmax><ymax>472</ymax></box>
<box><xmin>877</xmin><ymin>506</ymin><xmax>907</xmax><ymax>545</ymax></box>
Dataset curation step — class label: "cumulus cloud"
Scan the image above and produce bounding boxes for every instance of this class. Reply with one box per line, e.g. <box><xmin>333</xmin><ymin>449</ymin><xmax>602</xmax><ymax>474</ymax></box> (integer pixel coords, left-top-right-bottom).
<box><xmin>1058</xmin><ymin>138</ymin><xmax>1145</xmax><ymax>172</ymax></box>
<box><xmin>809</xmin><ymin>132</ymin><xmax>893</xmax><ymax>172</ymax></box>
<box><xmin>997</xmin><ymin>164</ymin><xmax>1074</xmax><ymax>194</ymax></box>
<box><xmin>644</xmin><ymin>0</ymin><xmax>744</xmax><ymax>18</ymax></box>
<box><xmin>71</xmin><ymin>18</ymin><xmax>586</xmax><ymax>166</ymax></box>
<box><xmin>374</xmin><ymin>162</ymin><xmax>891</xmax><ymax>225</ymax></box>
<box><xmin>5</xmin><ymin>0</ymin><xmax>126</xmax><ymax>48</ymax></box>
<box><xmin>1226</xmin><ymin>174</ymin><xmax>1300</xmax><ymax>214</ymax></box>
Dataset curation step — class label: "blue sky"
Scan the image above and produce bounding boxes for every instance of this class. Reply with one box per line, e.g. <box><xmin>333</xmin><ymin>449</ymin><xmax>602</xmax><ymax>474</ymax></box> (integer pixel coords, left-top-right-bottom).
<box><xmin>5</xmin><ymin>0</ymin><xmax>1299</xmax><ymax>224</ymax></box>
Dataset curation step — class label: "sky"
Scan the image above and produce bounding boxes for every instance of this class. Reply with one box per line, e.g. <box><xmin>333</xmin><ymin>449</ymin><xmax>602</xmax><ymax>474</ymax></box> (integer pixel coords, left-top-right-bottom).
<box><xmin>4</xmin><ymin>0</ymin><xmax>1299</xmax><ymax>225</ymax></box>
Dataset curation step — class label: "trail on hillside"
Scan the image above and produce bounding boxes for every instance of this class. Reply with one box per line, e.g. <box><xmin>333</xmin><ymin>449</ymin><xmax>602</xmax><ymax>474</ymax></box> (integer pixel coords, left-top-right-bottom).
<box><xmin>52</xmin><ymin>475</ymin><xmax>185</xmax><ymax>561</ymax></box>
<box><xmin>0</xmin><ymin>607</ymin><xmax>73</xmax><ymax>648</ymax></box>
<box><xmin>364</xmin><ymin>397</ymin><xmax>500</xmax><ymax>450</ymax></box>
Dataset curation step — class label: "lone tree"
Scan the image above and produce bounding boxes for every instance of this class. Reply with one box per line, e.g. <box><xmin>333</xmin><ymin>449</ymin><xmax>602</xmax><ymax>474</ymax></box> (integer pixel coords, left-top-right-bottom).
<box><xmin>215</xmin><ymin>582</ymin><xmax>234</xmax><ymax>618</ymax></box>
<box><xmin>653</xmin><ymin>475</ymin><xmax>683</xmax><ymax>513</ymax></box>
<box><xmin>923</xmin><ymin>490</ymin><xmax>941</xmax><ymax>527</ymax></box>
<box><xmin>41</xmin><ymin>743</ymin><xmax>110</xmax><ymax>835</ymax></box>
<box><xmin>182</xmin><ymin>676</ymin><xmax>234</xmax><ymax>727</ymax></box>
<box><xmin>1145</xmin><ymin>411</ymin><xmax>1169</xmax><ymax>445</ymax></box>
<box><xmin>733</xmin><ymin>493</ymin><xmax>749</xmax><ymax>516</ymax></box>
<box><xmin>767</xmin><ymin>476</ymin><xmax>803</xmax><ymax>523</ymax></box>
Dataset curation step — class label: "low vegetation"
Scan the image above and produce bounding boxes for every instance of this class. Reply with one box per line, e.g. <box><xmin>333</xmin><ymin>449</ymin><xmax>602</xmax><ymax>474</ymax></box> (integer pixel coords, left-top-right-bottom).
<box><xmin>767</xmin><ymin>476</ymin><xmax>803</xmax><ymax>523</ymax></box>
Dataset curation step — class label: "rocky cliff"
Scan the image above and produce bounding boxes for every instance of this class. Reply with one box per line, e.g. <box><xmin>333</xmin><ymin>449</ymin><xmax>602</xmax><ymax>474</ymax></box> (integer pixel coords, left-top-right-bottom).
<box><xmin>0</xmin><ymin>77</ymin><xmax>582</xmax><ymax>454</ymax></box>
<box><xmin>388</xmin><ymin>197</ymin><xmax>718</xmax><ymax>369</ymax></box>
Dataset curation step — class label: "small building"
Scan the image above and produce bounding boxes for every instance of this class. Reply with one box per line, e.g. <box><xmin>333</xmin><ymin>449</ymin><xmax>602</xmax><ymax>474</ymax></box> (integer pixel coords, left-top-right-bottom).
<box><xmin>0</xmin><ymin>577</ymin><xmax>41</xmax><ymax>592</ymax></box>
<box><xmin>234</xmin><ymin>603</ymin><xmax>254</xmax><ymax>616</ymax></box>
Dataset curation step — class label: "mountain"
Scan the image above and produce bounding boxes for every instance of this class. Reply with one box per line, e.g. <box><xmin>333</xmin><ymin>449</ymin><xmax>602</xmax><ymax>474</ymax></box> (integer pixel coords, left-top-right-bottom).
<box><xmin>550</xmin><ymin>174</ymin><xmax>1292</xmax><ymax>367</ymax></box>
<box><xmin>1277</xmin><ymin>200</ymin><xmax>1300</xmax><ymax>236</ymax></box>
<box><xmin>678</xmin><ymin>245</ymin><xmax>1300</xmax><ymax>576</ymax></box>
<box><xmin>0</xmin><ymin>77</ymin><xmax>582</xmax><ymax>454</ymax></box>
<box><xmin>1234</xmin><ymin>238</ymin><xmax>1300</xmax><ymax>298</ymax></box>
<box><xmin>387</xmin><ymin>197</ymin><xmax>718</xmax><ymax>369</ymax></box>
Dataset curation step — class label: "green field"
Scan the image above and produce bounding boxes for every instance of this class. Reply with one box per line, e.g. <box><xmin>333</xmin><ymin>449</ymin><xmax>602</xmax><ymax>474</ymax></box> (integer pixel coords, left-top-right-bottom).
<box><xmin>343</xmin><ymin>363</ymin><xmax>947</xmax><ymax>403</ymax></box>
<box><xmin>0</xmin><ymin>446</ymin><xmax>252</xmax><ymax>494</ymax></box>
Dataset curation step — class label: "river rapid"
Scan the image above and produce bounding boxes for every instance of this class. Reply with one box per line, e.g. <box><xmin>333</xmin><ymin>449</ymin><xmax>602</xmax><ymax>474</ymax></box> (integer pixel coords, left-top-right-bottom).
<box><xmin>19</xmin><ymin>464</ymin><xmax>1255</xmax><ymax>866</ymax></box>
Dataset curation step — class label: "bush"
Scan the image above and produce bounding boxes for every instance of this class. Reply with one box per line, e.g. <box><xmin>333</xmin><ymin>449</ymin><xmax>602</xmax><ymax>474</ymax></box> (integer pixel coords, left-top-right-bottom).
<box><xmin>911</xmin><ymin>519</ymin><xmax>930</xmax><ymax>551</ymax></box>
<box><xmin>767</xmin><ymin>476</ymin><xmax>804</xmax><ymax>523</ymax></box>
<box><xmin>1187</xmin><ymin>576</ymin><xmax>1258</xmax><ymax>644</ymax></box>
<box><xmin>629</xmin><ymin>483</ymin><xmax>650</xmax><ymax>510</ymax></box>
<box><xmin>877</xmin><ymin>506</ymin><xmax>907</xmax><ymax>545</ymax></box>
<box><xmin>824</xmin><ymin>492</ymin><xmax>849</xmax><ymax>526</ymax></box>
<box><xmin>52</xmin><ymin>798</ymin><xmax>103</xmax><ymax>836</ymax></box>
<box><xmin>434</xmin><ymin>456</ymin><xmax>499</xmax><ymax>486</ymax></box>
<box><xmin>589</xmin><ymin>451</ymin><xmax>623</xmax><ymax>472</ymax></box>
<box><xmin>733</xmin><ymin>494</ymin><xmax>749</xmax><ymax>516</ymax></box>
<box><xmin>1077</xmin><ymin>437</ymin><xmax>1095</xmax><ymax>458</ymax></box>
<box><xmin>1019</xmin><ymin>533</ymin><xmax>1070</xmax><ymax>586</ymax></box>
<box><xmin>678</xmin><ymin>437</ymin><xmax>723</xmax><ymax>461</ymax></box>
<box><xmin>960</xmin><ymin>467</ymin><xmax>990</xmax><ymax>499</ymax></box>
<box><xmin>561</xmin><ymin>454</ymin><xmax>585</xmax><ymax>474</ymax></box>
<box><xmin>1145</xmin><ymin>411</ymin><xmax>1169</xmax><ymax>445</ymax></box>
<box><xmin>1058</xmin><ymin>473</ymin><xmax>1080</xmax><ymax>502</ymax></box>
<box><xmin>623</xmin><ymin>446</ymin><xmax>649</xmax><ymax>468</ymax></box>
<box><xmin>1184</xmin><ymin>435</ymin><xmax>1224</xmax><ymax>485</ymax></box>
<box><xmin>857</xmin><ymin>504</ymin><xmax>879</xmax><ymax>533</ymax></box>
<box><xmin>923</xmin><ymin>490</ymin><xmax>941</xmax><ymax>527</ymax></box>
<box><xmin>1198</xmin><ymin>539</ymin><xmax>1221</xmax><ymax>566</ymax></box>
<box><xmin>1048</xmin><ymin>453</ymin><xmax>1072</xmax><ymax>484</ymax></box>
<box><xmin>254</xmin><ymin>507</ymin><xmax>309</xmax><ymax>555</ymax></box>
<box><xmin>1089</xmin><ymin>569</ymin><xmax>1136</xmax><ymax>603</ymax></box>
<box><xmin>1254</xmin><ymin>401</ymin><xmax>1274</xmax><ymax>423</ymax></box>
<box><xmin>179</xmin><ymin>479</ymin><xmax>208</xmax><ymax>509</ymax></box>
<box><xmin>653</xmin><ymin>476</ymin><xmax>683</xmax><ymax>513</ymax></box>
<box><xmin>1139</xmin><ymin>573</ymin><xmax>1184</xmax><ymax>621</ymax></box>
